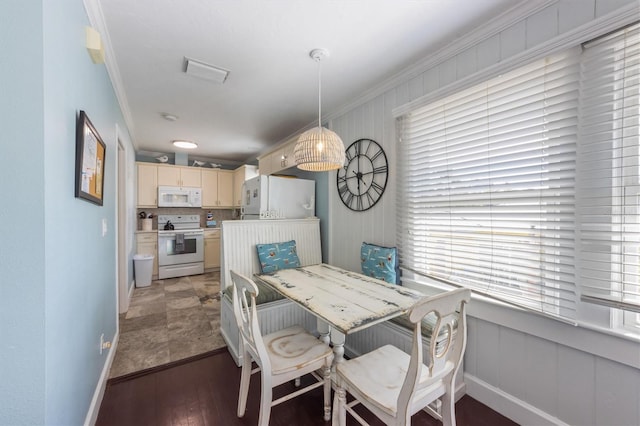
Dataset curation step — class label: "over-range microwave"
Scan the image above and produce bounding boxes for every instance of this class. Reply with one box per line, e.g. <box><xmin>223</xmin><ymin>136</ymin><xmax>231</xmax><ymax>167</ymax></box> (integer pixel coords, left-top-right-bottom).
<box><xmin>158</xmin><ymin>186</ymin><xmax>202</xmax><ymax>207</ymax></box>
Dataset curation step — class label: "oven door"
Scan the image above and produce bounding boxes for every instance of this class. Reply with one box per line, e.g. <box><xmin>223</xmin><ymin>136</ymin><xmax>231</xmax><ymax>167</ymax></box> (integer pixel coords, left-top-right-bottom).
<box><xmin>158</xmin><ymin>230</ymin><xmax>204</xmax><ymax>266</ymax></box>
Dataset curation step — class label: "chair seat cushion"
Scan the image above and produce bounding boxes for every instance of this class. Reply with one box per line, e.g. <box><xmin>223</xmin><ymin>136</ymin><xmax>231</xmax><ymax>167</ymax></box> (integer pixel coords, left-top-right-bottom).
<box><xmin>336</xmin><ymin>344</ymin><xmax>451</xmax><ymax>418</ymax></box>
<box><xmin>223</xmin><ymin>279</ymin><xmax>285</xmax><ymax>305</ymax></box>
<box><xmin>263</xmin><ymin>325</ymin><xmax>333</xmax><ymax>375</ymax></box>
<box><xmin>389</xmin><ymin>313</ymin><xmax>458</xmax><ymax>353</ymax></box>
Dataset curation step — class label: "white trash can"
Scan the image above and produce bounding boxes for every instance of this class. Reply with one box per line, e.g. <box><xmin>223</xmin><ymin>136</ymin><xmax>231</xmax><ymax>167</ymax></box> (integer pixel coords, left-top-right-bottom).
<box><xmin>133</xmin><ymin>254</ymin><xmax>154</xmax><ymax>288</ymax></box>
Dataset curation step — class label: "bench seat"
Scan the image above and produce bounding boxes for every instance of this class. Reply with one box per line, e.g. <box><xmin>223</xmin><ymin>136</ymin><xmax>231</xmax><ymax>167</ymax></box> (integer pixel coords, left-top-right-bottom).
<box><xmin>222</xmin><ymin>279</ymin><xmax>286</xmax><ymax>305</ymax></box>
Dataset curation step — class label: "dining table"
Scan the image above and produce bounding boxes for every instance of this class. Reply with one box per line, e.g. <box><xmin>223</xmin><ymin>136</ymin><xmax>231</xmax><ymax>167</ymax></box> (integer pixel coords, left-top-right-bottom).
<box><xmin>254</xmin><ymin>263</ymin><xmax>426</xmax><ymax>367</ymax></box>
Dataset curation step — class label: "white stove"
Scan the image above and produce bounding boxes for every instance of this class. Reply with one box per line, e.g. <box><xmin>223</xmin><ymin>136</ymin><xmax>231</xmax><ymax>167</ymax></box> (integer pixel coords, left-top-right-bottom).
<box><xmin>157</xmin><ymin>214</ymin><xmax>204</xmax><ymax>279</ymax></box>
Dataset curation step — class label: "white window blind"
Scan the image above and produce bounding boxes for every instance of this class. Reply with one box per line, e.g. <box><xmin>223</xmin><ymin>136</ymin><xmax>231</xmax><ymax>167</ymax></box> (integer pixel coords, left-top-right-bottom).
<box><xmin>397</xmin><ymin>48</ymin><xmax>581</xmax><ymax>320</ymax></box>
<box><xmin>578</xmin><ymin>22</ymin><xmax>640</xmax><ymax>313</ymax></box>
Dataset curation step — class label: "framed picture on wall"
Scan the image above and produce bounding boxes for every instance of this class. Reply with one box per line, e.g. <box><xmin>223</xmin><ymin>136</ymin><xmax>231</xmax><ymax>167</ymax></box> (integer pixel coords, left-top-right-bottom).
<box><xmin>75</xmin><ymin>110</ymin><xmax>106</xmax><ymax>206</ymax></box>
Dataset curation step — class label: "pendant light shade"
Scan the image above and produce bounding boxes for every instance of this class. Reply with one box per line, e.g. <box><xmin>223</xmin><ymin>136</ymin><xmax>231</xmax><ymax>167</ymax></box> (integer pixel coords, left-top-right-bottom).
<box><xmin>294</xmin><ymin>126</ymin><xmax>345</xmax><ymax>171</ymax></box>
<box><xmin>295</xmin><ymin>49</ymin><xmax>345</xmax><ymax>171</ymax></box>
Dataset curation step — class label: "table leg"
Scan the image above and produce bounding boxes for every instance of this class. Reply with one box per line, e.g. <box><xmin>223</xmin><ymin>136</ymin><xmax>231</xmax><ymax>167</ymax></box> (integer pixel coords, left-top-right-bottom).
<box><xmin>317</xmin><ymin>318</ymin><xmax>330</xmax><ymax>345</ymax></box>
<box><xmin>330</xmin><ymin>328</ymin><xmax>346</xmax><ymax>367</ymax></box>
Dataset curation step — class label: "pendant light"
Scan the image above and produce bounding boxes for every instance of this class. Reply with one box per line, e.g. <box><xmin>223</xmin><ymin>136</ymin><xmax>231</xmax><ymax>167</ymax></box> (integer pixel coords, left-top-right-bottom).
<box><xmin>294</xmin><ymin>48</ymin><xmax>345</xmax><ymax>172</ymax></box>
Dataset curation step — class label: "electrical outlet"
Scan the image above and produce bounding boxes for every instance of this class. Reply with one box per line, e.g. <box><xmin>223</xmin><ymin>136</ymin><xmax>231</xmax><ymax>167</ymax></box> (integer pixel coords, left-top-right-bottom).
<box><xmin>102</xmin><ymin>218</ymin><xmax>107</xmax><ymax>236</ymax></box>
<box><xmin>100</xmin><ymin>333</ymin><xmax>112</xmax><ymax>355</ymax></box>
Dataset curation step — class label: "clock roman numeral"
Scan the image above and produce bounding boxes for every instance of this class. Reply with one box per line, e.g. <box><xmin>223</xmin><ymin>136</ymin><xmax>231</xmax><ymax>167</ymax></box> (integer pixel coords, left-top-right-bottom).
<box><xmin>345</xmin><ymin>192</ymin><xmax>354</xmax><ymax>207</ymax></box>
<box><xmin>370</xmin><ymin>149</ymin><xmax>384</xmax><ymax>162</ymax></box>
<box><xmin>373</xmin><ymin>165</ymin><xmax>388</xmax><ymax>174</ymax></box>
<box><xmin>365</xmin><ymin>191</ymin><xmax>375</xmax><ymax>206</ymax></box>
<box><xmin>371</xmin><ymin>181</ymin><xmax>385</xmax><ymax>195</ymax></box>
<box><xmin>364</xmin><ymin>140</ymin><xmax>372</xmax><ymax>157</ymax></box>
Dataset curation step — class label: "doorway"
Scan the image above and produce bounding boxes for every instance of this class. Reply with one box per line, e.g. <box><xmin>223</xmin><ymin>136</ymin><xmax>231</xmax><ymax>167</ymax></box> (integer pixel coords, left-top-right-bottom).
<box><xmin>117</xmin><ymin>134</ymin><xmax>129</xmax><ymax>314</ymax></box>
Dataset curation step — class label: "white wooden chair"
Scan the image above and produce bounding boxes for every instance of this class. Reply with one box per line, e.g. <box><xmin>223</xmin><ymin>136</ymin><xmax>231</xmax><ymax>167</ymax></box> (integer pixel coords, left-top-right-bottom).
<box><xmin>231</xmin><ymin>270</ymin><xmax>334</xmax><ymax>425</ymax></box>
<box><xmin>333</xmin><ymin>288</ymin><xmax>471</xmax><ymax>426</ymax></box>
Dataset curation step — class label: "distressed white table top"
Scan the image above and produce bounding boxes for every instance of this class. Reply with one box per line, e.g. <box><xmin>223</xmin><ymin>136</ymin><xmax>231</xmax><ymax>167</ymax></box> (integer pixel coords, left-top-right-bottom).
<box><xmin>255</xmin><ymin>263</ymin><xmax>425</xmax><ymax>334</ymax></box>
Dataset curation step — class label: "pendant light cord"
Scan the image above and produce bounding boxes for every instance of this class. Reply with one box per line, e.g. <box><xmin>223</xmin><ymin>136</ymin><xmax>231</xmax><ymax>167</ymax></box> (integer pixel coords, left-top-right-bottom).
<box><xmin>317</xmin><ymin>57</ymin><xmax>322</xmax><ymax>128</ymax></box>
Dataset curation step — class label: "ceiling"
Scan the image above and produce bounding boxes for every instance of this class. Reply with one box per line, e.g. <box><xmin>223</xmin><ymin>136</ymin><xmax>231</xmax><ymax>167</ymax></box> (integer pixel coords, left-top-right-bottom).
<box><xmin>98</xmin><ymin>0</ymin><xmax>516</xmax><ymax>167</ymax></box>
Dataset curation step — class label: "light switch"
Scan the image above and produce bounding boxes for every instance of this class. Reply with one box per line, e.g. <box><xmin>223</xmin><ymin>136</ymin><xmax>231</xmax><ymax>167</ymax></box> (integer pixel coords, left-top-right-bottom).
<box><xmin>102</xmin><ymin>218</ymin><xmax>107</xmax><ymax>236</ymax></box>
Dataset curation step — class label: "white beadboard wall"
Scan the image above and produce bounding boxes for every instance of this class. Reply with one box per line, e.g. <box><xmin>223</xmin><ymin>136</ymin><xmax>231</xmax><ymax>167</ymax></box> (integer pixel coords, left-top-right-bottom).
<box><xmin>324</xmin><ymin>1</ymin><xmax>640</xmax><ymax>425</ymax></box>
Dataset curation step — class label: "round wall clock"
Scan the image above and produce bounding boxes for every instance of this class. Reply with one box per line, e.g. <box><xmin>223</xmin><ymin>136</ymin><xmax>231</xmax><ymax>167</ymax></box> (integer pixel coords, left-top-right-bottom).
<box><xmin>336</xmin><ymin>138</ymin><xmax>389</xmax><ymax>211</ymax></box>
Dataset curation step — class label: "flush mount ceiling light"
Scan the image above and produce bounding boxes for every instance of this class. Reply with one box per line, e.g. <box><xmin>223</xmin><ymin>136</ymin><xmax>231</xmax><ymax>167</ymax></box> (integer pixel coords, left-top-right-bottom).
<box><xmin>162</xmin><ymin>113</ymin><xmax>178</xmax><ymax>121</ymax></box>
<box><xmin>172</xmin><ymin>140</ymin><xmax>198</xmax><ymax>149</ymax></box>
<box><xmin>184</xmin><ymin>57</ymin><xmax>229</xmax><ymax>84</ymax></box>
<box><xmin>294</xmin><ymin>49</ymin><xmax>345</xmax><ymax>172</ymax></box>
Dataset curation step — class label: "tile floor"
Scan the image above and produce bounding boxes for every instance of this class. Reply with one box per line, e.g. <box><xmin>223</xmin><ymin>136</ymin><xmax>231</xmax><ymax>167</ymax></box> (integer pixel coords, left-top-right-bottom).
<box><xmin>109</xmin><ymin>271</ymin><xmax>226</xmax><ymax>378</ymax></box>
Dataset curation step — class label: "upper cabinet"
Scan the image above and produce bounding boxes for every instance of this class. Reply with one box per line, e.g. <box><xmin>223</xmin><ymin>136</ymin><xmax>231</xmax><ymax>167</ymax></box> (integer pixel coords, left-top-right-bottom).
<box><xmin>258</xmin><ymin>139</ymin><xmax>297</xmax><ymax>175</ymax></box>
<box><xmin>233</xmin><ymin>165</ymin><xmax>259</xmax><ymax>207</ymax></box>
<box><xmin>137</xmin><ymin>162</ymin><xmax>158</xmax><ymax>207</ymax></box>
<box><xmin>202</xmin><ymin>169</ymin><xmax>234</xmax><ymax>208</ymax></box>
<box><xmin>136</xmin><ymin>162</ymin><xmax>235</xmax><ymax>209</ymax></box>
<box><xmin>272</xmin><ymin>143</ymin><xmax>297</xmax><ymax>172</ymax></box>
<box><xmin>157</xmin><ymin>165</ymin><xmax>201</xmax><ymax>187</ymax></box>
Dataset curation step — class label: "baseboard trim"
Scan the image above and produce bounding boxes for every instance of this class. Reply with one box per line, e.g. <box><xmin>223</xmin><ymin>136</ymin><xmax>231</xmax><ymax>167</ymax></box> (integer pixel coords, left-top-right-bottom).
<box><xmin>84</xmin><ymin>329</ymin><xmax>119</xmax><ymax>426</ymax></box>
<box><xmin>464</xmin><ymin>374</ymin><xmax>569</xmax><ymax>426</ymax></box>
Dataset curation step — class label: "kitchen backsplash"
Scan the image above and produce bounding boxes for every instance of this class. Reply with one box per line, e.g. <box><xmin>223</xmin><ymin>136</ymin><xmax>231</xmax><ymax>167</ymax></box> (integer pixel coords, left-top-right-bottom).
<box><xmin>136</xmin><ymin>207</ymin><xmax>236</xmax><ymax>230</ymax></box>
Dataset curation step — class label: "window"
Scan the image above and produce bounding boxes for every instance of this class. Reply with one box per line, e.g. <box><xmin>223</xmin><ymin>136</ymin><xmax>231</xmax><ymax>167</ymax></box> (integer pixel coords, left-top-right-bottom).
<box><xmin>397</xmin><ymin>49</ymin><xmax>581</xmax><ymax>321</ymax></box>
<box><xmin>397</xmin><ymin>22</ymin><xmax>639</xmax><ymax>323</ymax></box>
<box><xmin>578</xmin><ymin>23</ymin><xmax>640</xmax><ymax>316</ymax></box>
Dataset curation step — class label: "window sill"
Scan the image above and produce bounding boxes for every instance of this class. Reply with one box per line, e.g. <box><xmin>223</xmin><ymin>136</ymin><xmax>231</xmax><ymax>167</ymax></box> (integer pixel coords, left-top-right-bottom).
<box><xmin>401</xmin><ymin>269</ymin><xmax>640</xmax><ymax>369</ymax></box>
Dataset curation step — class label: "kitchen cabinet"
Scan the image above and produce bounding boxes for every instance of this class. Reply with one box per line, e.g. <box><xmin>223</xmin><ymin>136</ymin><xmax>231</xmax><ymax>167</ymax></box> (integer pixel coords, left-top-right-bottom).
<box><xmin>202</xmin><ymin>169</ymin><xmax>234</xmax><ymax>208</ymax></box>
<box><xmin>258</xmin><ymin>140</ymin><xmax>297</xmax><ymax>175</ymax></box>
<box><xmin>137</xmin><ymin>162</ymin><xmax>158</xmax><ymax>207</ymax></box>
<box><xmin>136</xmin><ymin>232</ymin><xmax>158</xmax><ymax>278</ymax></box>
<box><xmin>258</xmin><ymin>155</ymin><xmax>273</xmax><ymax>176</ymax></box>
<box><xmin>233</xmin><ymin>165</ymin><xmax>259</xmax><ymax>207</ymax></box>
<box><xmin>157</xmin><ymin>165</ymin><xmax>202</xmax><ymax>187</ymax></box>
<box><xmin>272</xmin><ymin>143</ymin><xmax>296</xmax><ymax>172</ymax></box>
<box><xmin>204</xmin><ymin>228</ymin><xmax>221</xmax><ymax>269</ymax></box>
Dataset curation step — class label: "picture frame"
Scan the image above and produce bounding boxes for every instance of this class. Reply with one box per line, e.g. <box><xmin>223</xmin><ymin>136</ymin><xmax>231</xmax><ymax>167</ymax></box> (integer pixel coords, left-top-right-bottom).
<box><xmin>75</xmin><ymin>110</ymin><xmax>106</xmax><ymax>206</ymax></box>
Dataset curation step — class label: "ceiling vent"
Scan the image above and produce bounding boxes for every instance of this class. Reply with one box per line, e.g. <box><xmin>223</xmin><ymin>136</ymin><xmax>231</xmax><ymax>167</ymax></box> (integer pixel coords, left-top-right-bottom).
<box><xmin>184</xmin><ymin>58</ymin><xmax>229</xmax><ymax>84</ymax></box>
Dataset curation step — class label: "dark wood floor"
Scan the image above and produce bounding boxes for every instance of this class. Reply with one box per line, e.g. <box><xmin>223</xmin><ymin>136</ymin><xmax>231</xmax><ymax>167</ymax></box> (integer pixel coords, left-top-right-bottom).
<box><xmin>97</xmin><ymin>348</ymin><xmax>518</xmax><ymax>426</ymax></box>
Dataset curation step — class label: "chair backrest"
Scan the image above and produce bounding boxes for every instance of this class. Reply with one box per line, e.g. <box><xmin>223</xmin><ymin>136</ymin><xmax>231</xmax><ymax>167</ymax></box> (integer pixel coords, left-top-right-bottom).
<box><xmin>397</xmin><ymin>288</ymin><xmax>471</xmax><ymax>417</ymax></box>
<box><xmin>230</xmin><ymin>270</ymin><xmax>271</xmax><ymax>373</ymax></box>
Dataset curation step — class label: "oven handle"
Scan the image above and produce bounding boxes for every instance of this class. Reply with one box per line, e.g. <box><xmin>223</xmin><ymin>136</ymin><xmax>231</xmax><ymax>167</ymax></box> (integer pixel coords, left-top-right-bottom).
<box><xmin>159</xmin><ymin>231</ymin><xmax>204</xmax><ymax>238</ymax></box>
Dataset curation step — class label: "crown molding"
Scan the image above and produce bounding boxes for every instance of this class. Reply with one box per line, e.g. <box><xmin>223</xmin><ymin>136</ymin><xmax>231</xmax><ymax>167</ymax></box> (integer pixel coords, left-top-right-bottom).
<box><xmin>392</xmin><ymin>1</ymin><xmax>640</xmax><ymax>118</ymax></box>
<box><xmin>83</xmin><ymin>0</ymin><xmax>138</xmax><ymax>149</ymax></box>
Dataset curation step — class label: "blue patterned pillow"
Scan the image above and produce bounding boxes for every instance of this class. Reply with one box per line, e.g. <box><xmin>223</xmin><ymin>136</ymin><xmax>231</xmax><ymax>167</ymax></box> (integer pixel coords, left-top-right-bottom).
<box><xmin>257</xmin><ymin>240</ymin><xmax>301</xmax><ymax>273</ymax></box>
<box><xmin>361</xmin><ymin>242</ymin><xmax>400</xmax><ymax>284</ymax></box>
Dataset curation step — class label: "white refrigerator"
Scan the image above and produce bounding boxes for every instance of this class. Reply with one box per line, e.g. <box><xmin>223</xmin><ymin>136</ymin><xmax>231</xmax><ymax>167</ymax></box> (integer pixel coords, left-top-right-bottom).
<box><xmin>241</xmin><ymin>175</ymin><xmax>315</xmax><ymax>219</ymax></box>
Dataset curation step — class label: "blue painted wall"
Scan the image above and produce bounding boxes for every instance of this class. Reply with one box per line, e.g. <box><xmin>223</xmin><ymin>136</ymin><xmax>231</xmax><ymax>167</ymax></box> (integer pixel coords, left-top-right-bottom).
<box><xmin>0</xmin><ymin>0</ymin><xmax>134</xmax><ymax>424</ymax></box>
<box><xmin>295</xmin><ymin>170</ymin><xmax>330</xmax><ymax>262</ymax></box>
<box><xmin>0</xmin><ymin>2</ymin><xmax>46</xmax><ymax>424</ymax></box>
